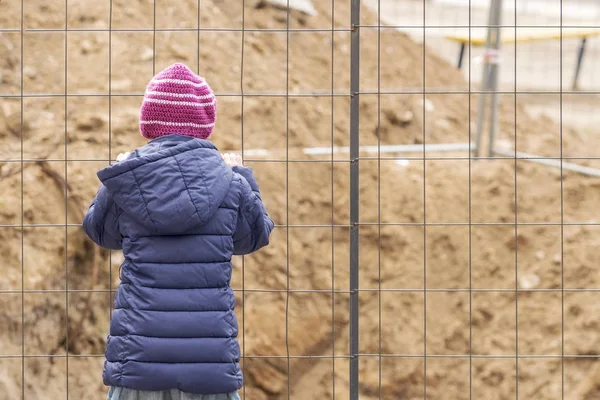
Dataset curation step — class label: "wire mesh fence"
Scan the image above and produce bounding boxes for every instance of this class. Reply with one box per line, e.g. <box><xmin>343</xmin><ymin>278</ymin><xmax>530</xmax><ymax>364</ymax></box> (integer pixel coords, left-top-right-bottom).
<box><xmin>2</xmin><ymin>0</ymin><xmax>600</xmax><ymax>399</ymax></box>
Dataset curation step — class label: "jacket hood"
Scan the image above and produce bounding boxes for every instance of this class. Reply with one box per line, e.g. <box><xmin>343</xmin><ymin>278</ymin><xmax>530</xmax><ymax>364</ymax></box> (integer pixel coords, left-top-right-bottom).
<box><xmin>97</xmin><ymin>135</ymin><xmax>232</xmax><ymax>234</ymax></box>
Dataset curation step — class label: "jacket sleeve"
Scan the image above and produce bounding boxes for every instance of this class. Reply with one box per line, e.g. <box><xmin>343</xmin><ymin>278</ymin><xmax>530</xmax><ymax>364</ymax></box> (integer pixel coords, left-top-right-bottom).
<box><xmin>232</xmin><ymin>166</ymin><xmax>274</xmax><ymax>255</ymax></box>
<box><xmin>82</xmin><ymin>184</ymin><xmax>123</xmax><ymax>250</ymax></box>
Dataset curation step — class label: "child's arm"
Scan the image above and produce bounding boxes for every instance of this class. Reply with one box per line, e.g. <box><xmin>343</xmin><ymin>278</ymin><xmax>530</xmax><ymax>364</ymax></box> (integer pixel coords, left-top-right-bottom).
<box><xmin>83</xmin><ymin>184</ymin><xmax>122</xmax><ymax>250</ymax></box>
<box><xmin>231</xmin><ymin>165</ymin><xmax>274</xmax><ymax>255</ymax></box>
<box><xmin>83</xmin><ymin>173</ymin><xmax>123</xmax><ymax>250</ymax></box>
<box><xmin>82</xmin><ymin>153</ymin><xmax>130</xmax><ymax>249</ymax></box>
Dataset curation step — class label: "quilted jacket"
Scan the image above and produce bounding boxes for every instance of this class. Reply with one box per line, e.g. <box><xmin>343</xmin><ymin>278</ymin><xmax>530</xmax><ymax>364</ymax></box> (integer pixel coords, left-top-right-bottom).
<box><xmin>83</xmin><ymin>134</ymin><xmax>274</xmax><ymax>394</ymax></box>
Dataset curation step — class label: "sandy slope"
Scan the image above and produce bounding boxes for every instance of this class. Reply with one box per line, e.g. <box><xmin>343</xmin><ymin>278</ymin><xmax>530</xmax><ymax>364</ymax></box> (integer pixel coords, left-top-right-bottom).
<box><xmin>1</xmin><ymin>0</ymin><xmax>600</xmax><ymax>398</ymax></box>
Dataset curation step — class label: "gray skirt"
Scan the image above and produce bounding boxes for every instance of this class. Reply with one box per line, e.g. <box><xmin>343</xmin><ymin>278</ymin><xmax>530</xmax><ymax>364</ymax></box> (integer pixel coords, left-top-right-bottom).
<box><xmin>107</xmin><ymin>387</ymin><xmax>240</xmax><ymax>400</ymax></box>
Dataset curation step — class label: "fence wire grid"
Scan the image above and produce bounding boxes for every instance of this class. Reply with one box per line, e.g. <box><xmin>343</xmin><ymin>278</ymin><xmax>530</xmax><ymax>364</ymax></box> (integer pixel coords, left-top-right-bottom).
<box><xmin>2</xmin><ymin>0</ymin><xmax>600</xmax><ymax>399</ymax></box>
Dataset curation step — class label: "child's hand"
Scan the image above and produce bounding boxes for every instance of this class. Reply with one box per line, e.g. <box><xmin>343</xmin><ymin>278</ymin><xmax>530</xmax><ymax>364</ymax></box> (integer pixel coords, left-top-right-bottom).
<box><xmin>116</xmin><ymin>152</ymin><xmax>131</xmax><ymax>162</ymax></box>
<box><xmin>221</xmin><ymin>153</ymin><xmax>243</xmax><ymax>167</ymax></box>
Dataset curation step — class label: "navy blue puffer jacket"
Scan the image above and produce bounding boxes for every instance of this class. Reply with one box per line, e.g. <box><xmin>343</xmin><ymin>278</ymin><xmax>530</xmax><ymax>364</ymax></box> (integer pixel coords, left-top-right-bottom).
<box><xmin>82</xmin><ymin>134</ymin><xmax>274</xmax><ymax>394</ymax></box>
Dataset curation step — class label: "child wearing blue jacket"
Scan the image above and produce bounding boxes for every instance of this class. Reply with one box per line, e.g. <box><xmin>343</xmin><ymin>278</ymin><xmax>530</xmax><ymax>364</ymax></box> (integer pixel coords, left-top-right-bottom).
<box><xmin>83</xmin><ymin>63</ymin><xmax>274</xmax><ymax>400</ymax></box>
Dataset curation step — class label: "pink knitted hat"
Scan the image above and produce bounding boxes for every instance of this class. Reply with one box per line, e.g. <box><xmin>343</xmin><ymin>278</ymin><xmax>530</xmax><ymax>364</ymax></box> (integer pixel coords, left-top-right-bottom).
<box><xmin>140</xmin><ymin>63</ymin><xmax>216</xmax><ymax>140</ymax></box>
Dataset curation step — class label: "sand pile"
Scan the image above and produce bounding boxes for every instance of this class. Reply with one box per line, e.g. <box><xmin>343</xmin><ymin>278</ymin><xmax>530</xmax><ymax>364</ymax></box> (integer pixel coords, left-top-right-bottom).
<box><xmin>1</xmin><ymin>0</ymin><xmax>600</xmax><ymax>399</ymax></box>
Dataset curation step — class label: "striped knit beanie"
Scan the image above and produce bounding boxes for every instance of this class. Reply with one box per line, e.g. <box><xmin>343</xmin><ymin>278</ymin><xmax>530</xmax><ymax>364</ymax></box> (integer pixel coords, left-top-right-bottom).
<box><xmin>140</xmin><ymin>63</ymin><xmax>216</xmax><ymax>140</ymax></box>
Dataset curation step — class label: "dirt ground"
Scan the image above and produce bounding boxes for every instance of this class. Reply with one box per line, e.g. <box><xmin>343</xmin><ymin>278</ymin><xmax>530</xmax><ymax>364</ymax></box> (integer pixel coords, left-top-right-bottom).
<box><xmin>2</xmin><ymin>0</ymin><xmax>600</xmax><ymax>399</ymax></box>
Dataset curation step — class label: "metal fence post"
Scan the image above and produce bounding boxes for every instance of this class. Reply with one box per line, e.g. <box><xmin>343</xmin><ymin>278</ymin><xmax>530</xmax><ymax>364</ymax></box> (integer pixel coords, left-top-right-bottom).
<box><xmin>474</xmin><ymin>0</ymin><xmax>502</xmax><ymax>158</ymax></box>
<box><xmin>487</xmin><ymin>0</ymin><xmax>503</xmax><ymax>157</ymax></box>
<box><xmin>350</xmin><ymin>0</ymin><xmax>360</xmax><ymax>398</ymax></box>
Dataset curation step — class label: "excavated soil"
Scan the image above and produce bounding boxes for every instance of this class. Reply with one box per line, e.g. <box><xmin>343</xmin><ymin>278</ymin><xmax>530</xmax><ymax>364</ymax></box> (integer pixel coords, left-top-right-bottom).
<box><xmin>2</xmin><ymin>0</ymin><xmax>600</xmax><ymax>399</ymax></box>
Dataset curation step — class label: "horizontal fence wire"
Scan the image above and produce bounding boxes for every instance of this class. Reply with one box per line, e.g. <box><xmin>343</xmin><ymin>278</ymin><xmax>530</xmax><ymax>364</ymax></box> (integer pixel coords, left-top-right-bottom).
<box><xmin>7</xmin><ymin>156</ymin><xmax>600</xmax><ymax>161</ymax></box>
<box><xmin>3</xmin><ymin>288</ymin><xmax>600</xmax><ymax>294</ymax></box>
<box><xmin>7</xmin><ymin>222</ymin><xmax>600</xmax><ymax>227</ymax></box>
<box><xmin>3</xmin><ymin>354</ymin><xmax>600</xmax><ymax>359</ymax></box>
<box><xmin>4</xmin><ymin>288</ymin><xmax>600</xmax><ymax>294</ymax></box>
<box><xmin>3</xmin><ymin>24</ymin><xmax>600</xmax><ymax>32</ymax></box>
<box><xmin>1</xmin><ymin>354</ymin><xmax>600</xmax><ymax>359</ymax></box>
<box><xmin>4</xmin><ymin>90</ymin><xmax>600</xmax><ymax>96</ymax></box>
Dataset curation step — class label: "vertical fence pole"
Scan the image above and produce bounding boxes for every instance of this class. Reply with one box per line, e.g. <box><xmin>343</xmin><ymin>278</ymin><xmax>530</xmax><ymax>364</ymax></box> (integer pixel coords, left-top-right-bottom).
<box><xmin>487</xmin><ymin>0</ymin><xmax>503</xmax><ymax>157</ymax></box>
<box><xmin>474</xmin><ymin>0</ymin><xmax>502</xmax><ymax>157</ymax></box>
<box><xmin>349</xmin><ymin>0</ymin><xmax>360</xmax><ymax>398</ymax></box>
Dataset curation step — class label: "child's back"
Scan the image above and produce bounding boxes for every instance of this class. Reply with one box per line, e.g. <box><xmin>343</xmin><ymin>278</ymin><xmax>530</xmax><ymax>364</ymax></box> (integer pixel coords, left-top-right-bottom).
<box><xmin>83</xmin><ymin>64</ymin><xmax>273</xmax><ymax>398</ymax></box>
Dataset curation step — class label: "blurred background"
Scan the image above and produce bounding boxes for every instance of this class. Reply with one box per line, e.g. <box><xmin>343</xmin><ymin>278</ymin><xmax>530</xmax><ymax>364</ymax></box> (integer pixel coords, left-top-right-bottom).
<box><xmin>2</xmin><ymin>0</ymin><xmax>600</xmax><ymax>399</ymax></box>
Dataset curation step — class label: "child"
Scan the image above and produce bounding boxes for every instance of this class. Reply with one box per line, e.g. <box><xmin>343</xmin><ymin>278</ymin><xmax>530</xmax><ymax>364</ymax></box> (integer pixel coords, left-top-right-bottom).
<box><xmin>83</xmin><ymin>63</ymin><xmax>274</xmax><ymax>400</ymax></box>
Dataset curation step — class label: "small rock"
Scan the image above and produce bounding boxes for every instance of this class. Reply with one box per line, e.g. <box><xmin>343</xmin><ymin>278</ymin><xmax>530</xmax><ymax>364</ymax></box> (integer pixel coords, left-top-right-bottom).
<box><xmin>535</xmin><ymin>250</ymin><xmax>545</xmax><ymax>261</ymax></box>
<box><xmin>76</xmin><ymin>114</ymin><xmax>106</xmax><ymax>131</ymax></box>
<box><xmin>399</xmin><ymin>110</ymin><xmax>413</xmax><ymax>124</ymax></box>
<box><xmin>411</xmin><ymin>97</ymin><xmax>435</xmax><ymax>113</ymax></box>
<box><xmin>506</xmin><ymin>233</ymin><xmax>529</xmax><ymax>251</ymax></box>
<box><xmin>519</xmin><ymin>273</ymin><xmax>541</xmax><ymax>289</ymax></box>
<box><xmin>81</xmin><ymin>40</ymin><xmax>94</xmax><ymax>54</ymax></box>
<box><xmin>384</xmin><ymin>109</ymin><xmax>412</xmax><ymax>127</ymax></box>
<box><xmin>140</xmin><ymin>47</ymin><xmax>154</xmax><ymax>62</ymax></box>
<box><xmin>23</xmin><ymin>66</ymin><xmax>37</xmax><ymax>80</ymax></box>
<box><xmin>423</xmin><ymin>98</ymin><xmax>435</xmax><ymax>113</ymax></box>
<box><xmin>552</xmin><ymin>253</ymin><xmax>561</xmax><ymax>265</ymax></box>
